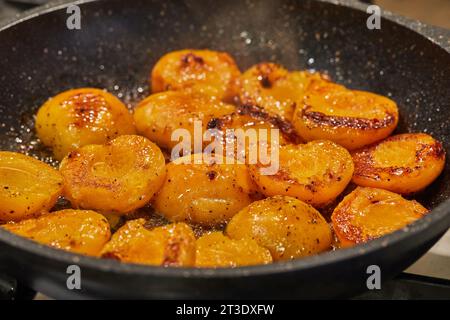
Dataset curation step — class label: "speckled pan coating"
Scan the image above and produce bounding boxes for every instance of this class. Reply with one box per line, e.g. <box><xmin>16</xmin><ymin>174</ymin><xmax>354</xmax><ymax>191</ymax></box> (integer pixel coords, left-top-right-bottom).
<box><xmin>0</xmin><ymin>0</ymin><xmax>448</xmax><ymax>299</ymax></box>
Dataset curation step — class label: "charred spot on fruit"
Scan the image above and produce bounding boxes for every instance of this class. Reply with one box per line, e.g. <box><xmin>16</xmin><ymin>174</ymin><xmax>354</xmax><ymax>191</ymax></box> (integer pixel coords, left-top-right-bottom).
<box><xmin>237</xmin><ymin>104</ymin><xmax>301</xmax><ymax>143</ymax></box>
<box><xmin>429</xmin><ymin>141</ymin><xmax>446</xmax><ymax>159</ymax></box>
<box><xmin>67</xmin><ymin>151</ymin><xmax>80</xmax><ymax>159</ymax></box>
<box><xmin>101</xmin><ymin>251</ymin><xmax>121</xmax><ymax>261</ymax></box>
<box><xmin>259</xmin><ymin>75</ymin><xmax>272</xmax><ymax>88</ymax></box>
<box><xmin>206</xmin><ymin>170</ymin><xmax>217</xmax><ymax>180</ymax></box>
<box><xmin>180</xmin><ymin>53</ymin><xmax>205</xmax><ymax>68</ymax></box>
<box><xmin>206</xmin><ymin>117</ymin><xmax>220</xmax><ymax>130</ymax></box>
<box><xmin>65</xmin><ymin>93</ymin><xmax>110</xmax><ymax>128</ymax></box>
<box><xmin>301</xmin><ymin>106</ymin><xmax>396</xmax><ymax>130</ymax></box>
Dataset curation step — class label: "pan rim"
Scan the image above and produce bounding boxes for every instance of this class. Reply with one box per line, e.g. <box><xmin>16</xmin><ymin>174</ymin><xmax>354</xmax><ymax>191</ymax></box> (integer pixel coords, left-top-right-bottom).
<box><xmin>0</xmin><ymin>0</ymin><xmax>449</xmax><ymax>279</ymax></box>
<box><xmin>0</xmin><ymin>0</ymin><xmax>449</xmax><ymax>52</ymax></box>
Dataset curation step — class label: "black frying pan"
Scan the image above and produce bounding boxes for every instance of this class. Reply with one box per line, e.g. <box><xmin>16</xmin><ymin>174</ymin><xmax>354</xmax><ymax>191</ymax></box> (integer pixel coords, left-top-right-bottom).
<box><xmin>0</xmin><ymin>0</ymin><xmax>449</xmax><ymax>299</ymax></box>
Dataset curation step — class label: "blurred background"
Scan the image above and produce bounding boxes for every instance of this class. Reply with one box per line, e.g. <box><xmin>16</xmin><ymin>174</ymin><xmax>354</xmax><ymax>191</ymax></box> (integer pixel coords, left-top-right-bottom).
<box><xmin>376</xmin><ymin>0</ymin><xmax>450</xmax><ymax>29</ymax></box>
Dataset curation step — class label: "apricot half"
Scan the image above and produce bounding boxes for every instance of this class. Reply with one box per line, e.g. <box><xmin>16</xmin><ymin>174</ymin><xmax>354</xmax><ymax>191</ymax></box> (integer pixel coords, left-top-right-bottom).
<box><xmin>0</xmin><ymin>151</ymin><xmax>63</xmax><ymax>222</ymax></box>
<box><xmin>36</xmin><ymin>88</ymin><xmax>136</xmax><ymax>160</ymax></box>
<box><xmin>249</xmin><ymin>140</ymin><xmax>354</xmax><ymax>207</ymax></box>
<box><xmin>331</xmin><ymin>187</ymin><xmax>428</xmax><ymax>248</ymax></box>
<box><xmin>226</xmin><ymin>196</ymin><xmax>332</xmax><ymax>261</ymax></box>
<box><xmin>195</xmin><ymin>232</ymin><xmax>272</xmax><ymax>268</ymax></box>
<box><xmin>59</xmin><ymin>135</ymin><xmax>166</xmax><ymax>214</ymax></box>
<box><xmin>238</xmin><ymin>63</ymin><xmax>326</xmax><ymax>121</ymax></box>
<box><xmin>133</xmin><ymin>91</ymin><xmax>235</xmax><ymax>151</ymax></box>
<box><xmin>292</xmin><ymin>79</ymin><xmax>399</xmax><ymax>150</ymax></box>
<box><xmin>352</xmin><ymin>133</ymin><xmax>445</xmax><ymax>194</ymax></box>
<box><xmin>206</xmin><ymin>104</ymin><xmax>301</xmax><ymax>164</ymax></box>
<box><xmin>151</xmin><ymin>49</ymin><xmax>241</xmax><ymax>101</ymax></box>
<box><xmin>2</xmin><ymin>209</ymin><xmax>111</xmax><ymax>256</ymax></box>
<box><xmin>153</xmin><ymin>154</ymin><xmax>260</xmax><ymax>226</ymax></box>
<box><xmin>101</xmin><ymin>219</ymin><xmax>196</xmax><ymax>266</ymax></box>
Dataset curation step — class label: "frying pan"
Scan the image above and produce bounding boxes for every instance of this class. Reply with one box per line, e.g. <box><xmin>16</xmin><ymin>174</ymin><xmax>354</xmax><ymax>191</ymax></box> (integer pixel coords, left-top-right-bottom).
<box><xmin>0</xmin><ymin>0</ymin><xmax>449</xmax><ymax>299</ymax></box>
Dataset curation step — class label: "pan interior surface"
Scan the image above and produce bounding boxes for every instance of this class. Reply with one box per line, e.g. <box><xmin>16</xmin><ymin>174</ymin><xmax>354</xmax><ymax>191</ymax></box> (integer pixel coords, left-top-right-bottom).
<box><xmin>0</xmin><ymin>0</ymin><xmax>449</xmax><ymax>298</ymax></box>
<box><xmin>1</xmin><ymin>0</ymin><xmax>448</xmax><ymax>205</ymax></box>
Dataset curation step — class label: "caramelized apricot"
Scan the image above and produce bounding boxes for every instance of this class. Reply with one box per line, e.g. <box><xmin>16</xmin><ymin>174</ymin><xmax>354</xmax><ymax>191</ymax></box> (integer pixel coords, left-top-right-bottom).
<box><xmin>207</xmin><ymin>104</ymin><xmax>301</xmax><ymax>145</ymax></box>
<box><xmin>0</xmin><ymin>152</ymin><xmax>63</xmax><ymax>222</ymax></box>
<box><xmin>238</xmin><ymin>63</ymin><xmax>326</xmax><ymax>120</ymax></box>
<box><xmin>133</xmin><ymin>91</ymin><xmax>235</xmax><ymax>151</ymax></box>
<box><xmin>36</xmin><ymin>88</ymin><xmax>136</xmax><ymax>160</ymax></box>
<box><xmin>60</xmin><ymin>135</ymin><xmax>165</xmax><ymax>214</ymax></box>
<box><xmin>292</xmin><ymin>79</ymin><xmax>399</xmax><ymax>150</ymax></box>
<box><xmin>226</xmin><ymin>196</ymin><xmax>332</xmax><ymax>261</ymax></box>
<box><xmin>101</xmin><ymin>219</ymin><xmax>196</xmax><ymax>266</ymax></box>
<box><xmin>195</xmin><ymin>232</ymin><xmax>272</xmax><ymax>268</ymax></box>
<box><xmin>331</xmin><ymin>187</ymin><xmax>428</xmax><ymax>248</ymax></box>
<box><xmin>352</xmin><ymin>133</ymin><xmax>445</xmax><ymax>194</ymax></box>
<box><xmin>151</xmin><ymin>49</ymin><xmax>241</xmax><ymax>101</ymax></box>
<box><xmin>249</xmin><ymin>140</ymin><xmax>354</xmax><ymax>207</ymax></box>
<box><xmin>153</xmin><ymin>154</ymin><xmax>260</xmax><ymax>226</ymax></box>
<box><xmin>2</xmin><ymin>209</ymin><xmax>111</xmax><ymax>256</ymax></box>
<box><xmin>206</xmin><ymin>104</ymin><xmax>301</xmax><ymax>164</ymax></box>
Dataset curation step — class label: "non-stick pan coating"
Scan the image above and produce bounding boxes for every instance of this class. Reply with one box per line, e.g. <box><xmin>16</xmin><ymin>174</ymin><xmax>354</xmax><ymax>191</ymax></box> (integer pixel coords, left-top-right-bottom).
<box><xmin>0</xmin><ymin>0</ymin><xmax>449</xmax><ymax>298</ymax></box>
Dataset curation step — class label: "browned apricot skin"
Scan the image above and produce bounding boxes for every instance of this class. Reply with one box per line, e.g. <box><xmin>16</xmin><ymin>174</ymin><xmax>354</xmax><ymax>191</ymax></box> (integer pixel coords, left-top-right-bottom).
<box><xmin>101</xmin><ymin>219</ymin><xmax>196</xmax><ymax>267</ymax></box>
<box><xmin>207</xmin><ymin>104</ymin><xmax>302</xmax><ymax>145</ymax></box>
<box><xmin>352</xmin><ymin>133</ymin><xmax>445</xmax><ymax>194</ymax></box>
<box><xmin>331</xmin><ymin>187</ymin><xmax>428</xmax><ymax>248</ymax></box>
<box><xmin>238</xmin><ymin>63</ymin><xmax>326</xmax><ymax>120</ymax></box>
<box><xmin>151</xmin><ymin>49</ymin><xmax>241</xmax><ymax>101</ymax></box>
<box><xmin>133</xmin><ymin>91</ymin><xmax>235</xmax><ymax>150</ymax></box>
<box><xmin>293</xmin><ymin>79</ymin><xmax>399</xmax><ymax>150</ymax></box>
<box><xmin>35</xmin><ymin>88</ymin><xmax>135</xmax><ymax>160</ymax></box>
<box><xmin>2</xmin><ymin>209</ymin><xmax>111</xmax><ymax>256</ymax></box>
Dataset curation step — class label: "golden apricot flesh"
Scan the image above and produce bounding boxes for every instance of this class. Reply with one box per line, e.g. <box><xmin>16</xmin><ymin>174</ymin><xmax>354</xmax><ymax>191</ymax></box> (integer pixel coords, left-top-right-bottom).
<box><xmin>331</xmin><ymin>187</ymin><xmax>428</xmax><ymax>248</ymax></box>
<box><xmin>226</xmin><ymin>196</ymin><xmax>332</xmax><ymax>261</ymax></box>
<box><xmin>292</xmin><ymin>79</ymin><xmax>399</xmax><ymax>150</ymax></box>
<box><xmin>249</xmin><ymin>140</ymin><xmax>354</xmax><ymax>207</ymax></box>
<box><xmin>60</xmin><ymin>135</ymin><xmax>166</xmax><ymax>214</ymax></box>
<box><xmin>35</xmin><ymin>88</ymin><xmax>136</xmax><ymax>160</ymax></box>
<box><xmin>2</xmin><ymin>209</ymin><xmax>111</xmax><ymax>256</ymax></box>
<box><xmin>151</xmin><ymin>49</ymin><xmax>241</xmax><ymax>101</ymax></box>
<box><xmin>153</xmin><ymin>154</ymin><xmax>260</xmax><ymax>226</ymax></box>
<box><xmin>238</xmin><ymin>63</ymin><xmax>326</xmax><ymax>120</ymax></box>
<box><xmin>133</xmin><ymin>91</ymin><xmax>235</xmax><ymax>151</ymax></box>
<box><xmin>352</xmin><ymin>133</ymin><xmax>445</xmax><ymax>194</ymax></box>
<box><xmin>101</xmin><ymin>219</ymin><xmax>196</xmax><ymax>266</ymax></box>
<box><xmin>195</xmin><ymin>232</ymin><xmax>272</xmax><ymax>268</ymax></box>
<box><xmin>0</xmin><ymin>151</ymin><xmax>63</xmax><ymax>222</ymax></box>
